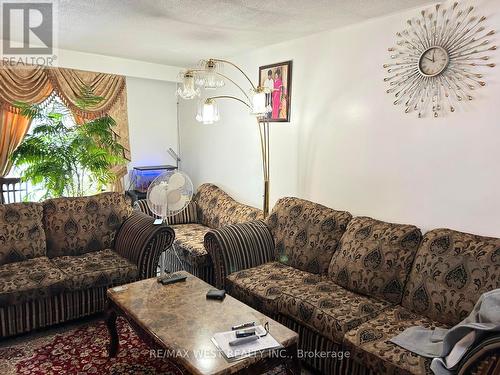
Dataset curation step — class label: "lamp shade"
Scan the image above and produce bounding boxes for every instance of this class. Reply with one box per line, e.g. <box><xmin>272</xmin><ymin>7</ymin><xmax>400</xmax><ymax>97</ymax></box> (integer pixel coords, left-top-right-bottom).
<box><xmin>251</xmin><ymin>90</ymin><xmax>267</xmax><ymax>116</ymax></box>
<box><xmin>196</xmin><ymin>99</ymin><xmax>219</xmax><ymax>124</ymax></box>
<box><xmin>196</xmin><ymin>59</ymin><xmax>225</xmax><ymax>89</ymax></box>
<box><xmin>177</xmin><ymin>71</ymin><xmax>200</xmax><ymax>99</ymax></box>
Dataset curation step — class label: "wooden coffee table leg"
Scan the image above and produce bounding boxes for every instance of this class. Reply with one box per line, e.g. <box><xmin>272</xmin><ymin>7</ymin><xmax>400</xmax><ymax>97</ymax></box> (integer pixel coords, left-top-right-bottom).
<box><xmin>106</xmin><ymin>303</ymin><xmax>119</xmax><ymax>357</ymax></box>
<box><xmin>287</xmin><ymin>343</ymin><xmax>301</xmax><ymax>375</ymax></box>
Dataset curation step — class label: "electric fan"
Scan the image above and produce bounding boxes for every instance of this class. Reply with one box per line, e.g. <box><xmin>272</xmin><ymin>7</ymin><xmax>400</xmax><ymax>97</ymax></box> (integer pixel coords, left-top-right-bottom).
<box><xmin>146</xmin><ymin>170</ymin><xmax>194</xmax><ymax>279</ymax></box>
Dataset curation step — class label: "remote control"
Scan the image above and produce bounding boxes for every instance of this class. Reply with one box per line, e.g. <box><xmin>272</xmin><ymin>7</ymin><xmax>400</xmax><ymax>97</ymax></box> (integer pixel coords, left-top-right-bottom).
<box><xmin>158</xmin><ymin>274</ymin><xmax>187</xmax><ymax>285</ymax></box>
<box><xmin>236</xmin><ymin>328</ymin><xmax>256</xmax><ymax>338</ymax></box>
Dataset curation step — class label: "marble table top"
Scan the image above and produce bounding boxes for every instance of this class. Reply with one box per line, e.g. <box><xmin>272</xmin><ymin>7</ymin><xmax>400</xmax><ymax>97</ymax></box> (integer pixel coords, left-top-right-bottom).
<box><xmin>107</xmin><ymin>271</ymin><xmax>298</xmax><ymax>375</ymax></box>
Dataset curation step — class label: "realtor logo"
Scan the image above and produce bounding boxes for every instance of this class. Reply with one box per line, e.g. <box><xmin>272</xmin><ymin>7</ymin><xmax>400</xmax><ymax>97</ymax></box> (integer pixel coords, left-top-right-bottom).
<box><xmin>2</xmin><ymin>1</ymin><xmax>53</xmax><ymax>55</ymax></box>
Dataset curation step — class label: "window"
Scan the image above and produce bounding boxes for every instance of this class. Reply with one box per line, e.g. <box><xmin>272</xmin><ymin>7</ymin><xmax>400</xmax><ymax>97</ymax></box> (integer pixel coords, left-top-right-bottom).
<box><xmin>7</xmin><ymin>95</ymin><xmax>78</xmax><ymax>202</ymax></box>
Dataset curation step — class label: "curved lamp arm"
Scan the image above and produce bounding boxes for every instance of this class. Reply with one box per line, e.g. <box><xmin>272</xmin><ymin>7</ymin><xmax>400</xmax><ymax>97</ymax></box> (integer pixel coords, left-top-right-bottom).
<box><xmin>188</xmin><ymin>69</ymin><xmax>253</xmax><ymax>103</ymax></box>
<box><xmin>205</xmin><ymin>95</ymin><xmax>252</xmax><ymax>110</ymax></box>
<box><xmin>210</xmin><ymin>58</ymin><xmax>257</xmax><ymax>91</ymax></box>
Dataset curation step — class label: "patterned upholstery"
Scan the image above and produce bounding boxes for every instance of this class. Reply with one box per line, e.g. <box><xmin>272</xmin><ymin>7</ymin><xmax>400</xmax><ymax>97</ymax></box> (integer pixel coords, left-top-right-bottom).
<box><xmin>43</xmin><ymin>192</ymin><xmax>133</xmax><ymax>258</ymax></box>
<box><xmin>171</xmin><ymin>224</ymin><xmax>212</xmax><ymax>267</ymax></box>
<box><xmin>0</xmin><ymin>202</ymin><xmax>47</xmax><ymax>265</ymax></box>
<box><xmin>402</xmin><ymin>228</ymin><xmax>500</xmax><ymax>326</ymax></box>
<box><xmin>328</xmin><ymin>216</ymin><xmax>422</xmax><ymax>304</ymax></box>
<box><xmin>0</xmin><ymin>197</ymin><xmax>175</xmax><ymax>338</ymax></box>
<box><xmin>205</xmin><ymin>220</ymin><xmax>275</xmax><ymax>289</ymax></box>
<box><xmin>278</xmin><ymin>279</ymin><xmax>391</xmax><ymax>343</ymax></box>
<box><xmin>279</xmin><ymin>315</ymin><xmax>374</xmax><ymax>375</ymax></box>
<box><xmin>195</xmin><ymin>183</ymin><xmax>263</xmax><ymax>229</ymax></box>
<box><xmin>134</xmin><ymin>199</ymin><xmax>198</xmax><ymax>225</ymax></box>
<box><xmin>51</xmin><ymin>249</ymin><xmax>138</xmax><ymax>290</ymax></box>
<box><xmin>266</xmin><ymin>197</ymin><xmax>352</xmax><ymax>274</ymax></box>
<box><xmin>226</xmin><ymin>262</ymin><xmax>317</xmax><ymax>315</ymax></box>
<box><xmin>134</xmin><ymin>184</ymin><xmax>263</xmax><ymax>285</ymax></box>
<box><xmin>0</xmin><ymin>257</ymin><xmax>67</xmax><ymax>307</ymax></box>
<box><xmin>203</xmin><ymin>196</ymin><xmax>500</xmax><ymax>375</ymax></box>
<box><xmin>344</xmin><ymin>306</ymin><xmax>449</xmax><ymax>375</ymax></box>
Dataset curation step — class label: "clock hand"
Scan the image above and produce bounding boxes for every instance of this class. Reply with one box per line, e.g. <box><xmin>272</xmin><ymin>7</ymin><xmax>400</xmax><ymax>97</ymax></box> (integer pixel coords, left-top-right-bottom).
<box><xmin>431</xmin><ymin>50</ymin><xmax>436</xmax><ymax>62</ymax></box>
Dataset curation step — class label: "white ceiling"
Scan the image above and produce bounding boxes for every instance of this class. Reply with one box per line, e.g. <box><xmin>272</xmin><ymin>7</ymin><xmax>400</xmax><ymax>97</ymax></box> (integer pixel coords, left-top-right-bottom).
<box><xmin>54</xmin><ymin>0</ymin><xmax>433</xmax><ymax>67</ymax></box>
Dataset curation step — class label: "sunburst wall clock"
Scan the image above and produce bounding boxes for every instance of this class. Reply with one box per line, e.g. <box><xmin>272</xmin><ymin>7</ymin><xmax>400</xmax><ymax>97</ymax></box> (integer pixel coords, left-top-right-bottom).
<box><xmin>384</xmin><ymin>2</ymin><xmax>497</xmax><ymax>118</ymax></box>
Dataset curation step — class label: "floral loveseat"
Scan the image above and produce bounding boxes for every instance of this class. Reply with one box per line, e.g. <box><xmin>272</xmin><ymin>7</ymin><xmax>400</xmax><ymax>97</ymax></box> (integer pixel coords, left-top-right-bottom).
<box><xmin>205</xmin><ymin>197</ymin><xmax>500</xmax><ymax>375</ymax></box>
<box><xmin>134</xmin><ymin>183</ymin><xmax>262</xmax><ymax>285</ymax></box>
<box><xmin>0</xmin><ymin>192</ymin><xmax>174</xmax><ymax>338</ymax></box>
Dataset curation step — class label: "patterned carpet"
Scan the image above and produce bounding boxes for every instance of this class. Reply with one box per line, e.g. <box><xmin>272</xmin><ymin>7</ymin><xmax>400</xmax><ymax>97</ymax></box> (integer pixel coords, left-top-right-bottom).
<box><xmin>0</xmin><ymin>315</ymin><xmax>295</xmax><ymax>375</ymax></box>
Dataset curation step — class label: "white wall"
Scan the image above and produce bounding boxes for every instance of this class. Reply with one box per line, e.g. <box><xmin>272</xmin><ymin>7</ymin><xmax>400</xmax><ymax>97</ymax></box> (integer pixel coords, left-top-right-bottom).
<box><xmin>56</xmin><ymin>48</ymin><xmax>181</xmax><ymax>82</ymax></box>
<box><xmin>126</xmin><ymin>77</ymin><xmax>179</xmax><ymax>174</ymax></box>
<box><xmin>179</xmin><ymin>0</ymin><xmax>500</xmax><ymax>237</ymax></box>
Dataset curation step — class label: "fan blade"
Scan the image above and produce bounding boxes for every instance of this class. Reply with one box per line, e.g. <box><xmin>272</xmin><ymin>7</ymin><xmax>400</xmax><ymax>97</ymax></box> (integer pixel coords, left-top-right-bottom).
<box><xmin>167</xmin><ymin>188</ymin><xmax>182</xmax><ymax>205</ymax></box>
<box><xmin>149</xmin><ymin>184</ymin><xmax>169</xmax><ymax>206</ymax></box>
<box><xmin>169</xmin><ymin>172</ymin><xmax>186</xmax><ymax>190</ymax></box>
<box><xmin>168</xmin><ymin>195</ymin><xmax>187</xmax><ymax>212</ymax></box>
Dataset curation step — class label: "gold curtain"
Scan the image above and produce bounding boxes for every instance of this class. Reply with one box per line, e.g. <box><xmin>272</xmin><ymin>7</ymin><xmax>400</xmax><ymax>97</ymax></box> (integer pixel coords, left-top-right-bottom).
<box><xmin>0</xmin><ymin>64</ymin><xmax>131</xmax><ymax>190</ymax></box>
<box><xmin>0</xmin><ymin>109</ymin><xmax>32</xmax><ymax>176</ymax></box>
<box><xmin>0</xmin><ymin>65</ymin><xmax>54</xmax><ymax>108</ymax></box>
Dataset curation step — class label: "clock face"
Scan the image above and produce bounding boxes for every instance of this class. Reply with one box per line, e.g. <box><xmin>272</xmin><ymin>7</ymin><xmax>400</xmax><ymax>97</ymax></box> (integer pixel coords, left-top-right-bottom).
<box><xmin>418</xmin><ymin>46</ymin><xmax>449</xmax><ymax>77</ymax></box>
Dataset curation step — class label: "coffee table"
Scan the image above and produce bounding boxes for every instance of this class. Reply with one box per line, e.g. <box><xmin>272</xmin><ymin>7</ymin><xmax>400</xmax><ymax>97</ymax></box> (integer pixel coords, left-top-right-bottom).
<box><xmin>105</xmin><ymin>271</ymin><xmax>300</xmax><ymax>375</ymax></box>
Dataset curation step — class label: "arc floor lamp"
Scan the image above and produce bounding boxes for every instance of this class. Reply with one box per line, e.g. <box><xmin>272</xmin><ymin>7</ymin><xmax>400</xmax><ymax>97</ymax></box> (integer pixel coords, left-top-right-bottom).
<box><xmin>177</xmin><ymin>59</ymin><xmax>272</xmax><ymax>217</ymax></box>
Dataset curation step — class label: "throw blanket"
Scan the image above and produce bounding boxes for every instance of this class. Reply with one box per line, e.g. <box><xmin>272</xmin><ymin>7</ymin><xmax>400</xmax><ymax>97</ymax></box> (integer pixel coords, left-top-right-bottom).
<box><xmin>390</xmin><ymin>289</ymin><xmax>500</xmax><ymax>375</ymax></box>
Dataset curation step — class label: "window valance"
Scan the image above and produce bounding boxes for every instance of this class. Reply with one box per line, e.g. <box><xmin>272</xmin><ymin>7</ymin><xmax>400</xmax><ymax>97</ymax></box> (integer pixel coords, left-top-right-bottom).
<box><xmin>0</xmin><ymin>64</ymin><xmax>130</xmax><ymax>160</ymax></box>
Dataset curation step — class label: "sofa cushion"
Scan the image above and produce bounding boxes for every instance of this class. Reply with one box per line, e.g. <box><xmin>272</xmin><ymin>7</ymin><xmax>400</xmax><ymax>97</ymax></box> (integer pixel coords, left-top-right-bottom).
<box><xmin>43</xmin><ymin>192</ymin><xmax>133</xmax><ymax>258</ymax></box>
<box><xmin>328</xmin><ymin>216</ymin><xmax>422</xmax><ymax>304</ymax></box>
<box><xmin>171</xmin><ymin>224</ymin><xmax>212</xmax><ymax>267</ymax></box>
<box><xmin>0</xmin><ymin>202</ymin><xmax>46</xmax><ymax>265</ymax></box>
<box><xmin>402</xmin><ymin>228</ymin><xmax>500</xmax><ymax>326</ymax></box>
<box><xmin>344</xmin><ymin>306</ymin><xmax>449</xmax><ymax>375</ymax></box>
<box><xmin>51</xmin><ymin>249</ymin><xmax>138</xmax><ymax>290</ymax></box>
<box><xmin>266</xmin><ymin>197</ymin><xmax>352</xmax><ymax>274</ymax></box>
<box><xmin>277</xmin><ymin>279</ymin><xmax>390</xmax><ymax>344</ymax></box>
<box><xmin>195</xmin><ymin>183</ymin><xmax>262</xmax><ymax>229</ymax></box>
<box><xmin>226</xmin><ymin>262</ymin><xmax>320</xmax><ymax>315</ymax></box>
<box><xmin>0</xmin><ymin>257</ymin><xmax>67</xmax><ymax>306</ymax></box>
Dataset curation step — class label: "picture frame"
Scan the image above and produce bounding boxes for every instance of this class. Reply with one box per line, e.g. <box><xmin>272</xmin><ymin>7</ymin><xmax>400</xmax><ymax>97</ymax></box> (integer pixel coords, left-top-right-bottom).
<box><xmin>259</xmin><ymin>60</ymin><xmax>292</xmax><ymax>122</ymax></box>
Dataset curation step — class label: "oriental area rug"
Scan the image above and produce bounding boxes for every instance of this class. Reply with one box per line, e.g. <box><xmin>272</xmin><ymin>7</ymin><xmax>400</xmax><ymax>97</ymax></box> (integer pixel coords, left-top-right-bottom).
<box><xmin>0</xmin><ymin>316</ymin><xmax>295</xmax><ymax>375</ymax></box>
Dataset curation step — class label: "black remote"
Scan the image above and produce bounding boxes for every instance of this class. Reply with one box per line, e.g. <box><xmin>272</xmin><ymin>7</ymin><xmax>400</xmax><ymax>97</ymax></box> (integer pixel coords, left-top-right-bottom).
<box><xmin>158</xmin><ymin>274</ymin><xmax>187</xmax><ymax>285</ymax></box>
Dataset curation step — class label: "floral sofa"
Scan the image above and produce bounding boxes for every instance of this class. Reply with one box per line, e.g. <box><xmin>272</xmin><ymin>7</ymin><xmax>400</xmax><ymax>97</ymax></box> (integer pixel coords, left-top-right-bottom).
<box><xmin>0</xmin><ymin>192</ymin><xmax>174</xmax><ymax>338</ymax></box>
<box><xmin>205</xmin><ymin>197</ymin><xmax>500</xmax><ymax>375</ymax></box>
<box><xmin>134</xmin><ymin>183</ymin><xmax>262</xmax><ymax>285</ymax></box>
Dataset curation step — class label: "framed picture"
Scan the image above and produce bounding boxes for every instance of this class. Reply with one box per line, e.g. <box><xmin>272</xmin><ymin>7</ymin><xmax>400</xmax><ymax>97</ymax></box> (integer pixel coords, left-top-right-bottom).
<box><xmin>259</xmin><ymin>60</ymin><xmax>292</xmax><ymax>122</ymax></box>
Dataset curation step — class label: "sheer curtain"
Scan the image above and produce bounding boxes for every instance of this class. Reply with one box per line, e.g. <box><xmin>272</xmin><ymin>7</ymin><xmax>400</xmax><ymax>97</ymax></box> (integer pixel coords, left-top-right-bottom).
<box><xmin>0</xmin><ymin>109</ymin><xmax>32</xmax><ymax>177</ymax></box>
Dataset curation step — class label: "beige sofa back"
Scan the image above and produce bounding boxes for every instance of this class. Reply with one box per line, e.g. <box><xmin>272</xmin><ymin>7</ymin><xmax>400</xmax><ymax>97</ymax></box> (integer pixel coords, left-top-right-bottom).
<box><xmin>402</xmin><ymin>228</ymin><xmax>500</xmax><ymax>326</ymax></box>
<box><xmin>195</xmin><ymin>183</ymin><xmax>262</xmax><ymax>229</ymax></box>
<box><xmin>43</xmin><ymin>192</ymin><xmax>132</xmax><ymax>258</ymax></box>
<box><xmin>266</xmin><ymin>197</ymin><xmax>352</xmax><ymax>274</ymax></box>
<box><xmin>0</xmin><ymin>202</ymin><xmax>46</xmax><ymax>265</ymax></box>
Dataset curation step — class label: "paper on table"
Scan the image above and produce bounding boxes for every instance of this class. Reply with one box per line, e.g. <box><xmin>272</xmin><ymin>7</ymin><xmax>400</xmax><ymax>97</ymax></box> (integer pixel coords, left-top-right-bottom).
<box><xmin>211</xmin><ymin>325</ymin><xmax>282</xmax><ymax>360</ymax></box>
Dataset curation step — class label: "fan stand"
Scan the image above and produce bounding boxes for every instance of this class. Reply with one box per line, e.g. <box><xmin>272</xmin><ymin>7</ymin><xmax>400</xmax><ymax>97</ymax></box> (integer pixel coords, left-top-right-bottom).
<box><xmin>159</xmin><ymin>242</ymin><xmax>186</xmax><ymax>277</ymax></box>
<box><xmin>157</xmin><ymin>202</ymin><xmax>186</xmax><ymax>282</ymax></box>
<box><xmin>147</xmin><ymin>171</ymin><xmax>193</xmax><ymax>282</ymax></box>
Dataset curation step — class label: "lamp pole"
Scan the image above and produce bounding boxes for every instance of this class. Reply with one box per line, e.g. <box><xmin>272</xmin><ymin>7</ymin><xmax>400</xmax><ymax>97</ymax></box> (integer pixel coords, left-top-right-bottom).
<box><xmin>178</xmin><ymin>59</ymin><xmax>271</xmax><ymax>217</ymax></box>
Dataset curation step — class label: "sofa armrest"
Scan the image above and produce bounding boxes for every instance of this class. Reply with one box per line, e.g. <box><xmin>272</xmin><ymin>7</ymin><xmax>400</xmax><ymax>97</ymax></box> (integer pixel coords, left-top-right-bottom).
<box><xmin>114</xmin><ymin>211</ymin><xmax>175</xmax><ymax>279</ymax></box>
<box><xmin>204</xmin><ymin>220</ymin><xmax>275</xmax><ymax>289</ymax></box>
<box><xmin>458</xmin><ymin>336</ymin><xmax>500</xmax><ymax>375</ymax></box>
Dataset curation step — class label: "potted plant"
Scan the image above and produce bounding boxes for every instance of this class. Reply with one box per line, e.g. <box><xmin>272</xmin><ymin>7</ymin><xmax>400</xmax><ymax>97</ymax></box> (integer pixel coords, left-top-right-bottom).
<box><xmin>10</xmin><ymin>88</ymin><xmax>125</xmax><ymax>199</ymax></box>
